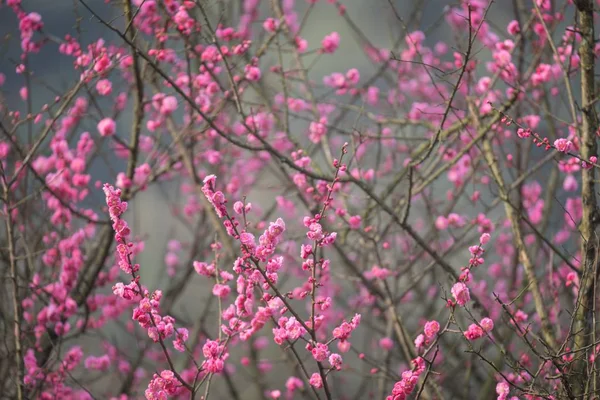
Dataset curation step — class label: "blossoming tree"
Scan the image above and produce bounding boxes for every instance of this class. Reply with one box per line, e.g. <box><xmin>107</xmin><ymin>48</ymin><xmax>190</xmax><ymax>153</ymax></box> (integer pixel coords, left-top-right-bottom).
<box><xmin>1</xmin><ymin>0</ymin><xmax>599</xmax><ymax>399</ymax></box>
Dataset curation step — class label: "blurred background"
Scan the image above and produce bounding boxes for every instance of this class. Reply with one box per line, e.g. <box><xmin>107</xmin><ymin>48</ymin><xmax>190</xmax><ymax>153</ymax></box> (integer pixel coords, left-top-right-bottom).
<box><xmin>0</xmin><ymin>0</ymin><xmax>516</xmax><ymax>284</ymax></box>
<box><xmin>0</xmin><ymin>1</ymin><xmax>562</xmax><ymax>398</ymax></box>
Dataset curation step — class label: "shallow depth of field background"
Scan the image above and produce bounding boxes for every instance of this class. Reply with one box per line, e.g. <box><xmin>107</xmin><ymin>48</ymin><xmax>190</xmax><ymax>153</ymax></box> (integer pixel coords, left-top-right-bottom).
<box><xmin>0</xmin><ymin>0</ymin><xmax>516</xmax><ymax>281</ymax></box>
<box><xmin>0</xmin><ymin>1</ymin><xmax>562</xmax><ymax>398</ymax></box>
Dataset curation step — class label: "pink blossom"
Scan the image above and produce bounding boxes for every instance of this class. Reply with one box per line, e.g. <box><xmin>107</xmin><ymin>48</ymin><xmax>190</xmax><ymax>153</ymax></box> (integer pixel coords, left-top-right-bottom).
<box><xmin>146</xmin><ymin>370</ymin><xmax>180</xmax><ymax>398</ymax></box>
<box><xmin>311</xmin><ymin>342</ymin><xmax>330</xmax><ymax>362</ymax></box>
<box><xmin>563</xmin><ymin>174</ymin><xmax>578</xmax><ymax>191</ymax></box>
<box><xmin>194</xmin><ymin>261</ymin><xmax>215</xmax><ymax>276</ymax></box>
<box><xmin>233</xmin><ymin>201</ymin><xmax>245</xmax><ymax>214</ymax></box>
<box><xmin>451</xmin><ymin>282</ymin><xmax>470</xmax><ymax>306</ymax></box>
<box><xmin>295</xmin><ymin>36</ymin><xmax>308</xmax><ymax>52</ymax></box>
<box><xmin>414</xmin><ymin>334</ymin><xmax>425</xmax><ymax>349</ymax></box>
<box><xmin>369</xmin><ymin>265</ymin><xmax>391</xmax><ymax>280</ymax></box>
<box><xmin>480</xmin><ymin>233</ymin><xmax>491</xmax><ymax>245</ymax></box>
<box><xmin>566</xmin><ymin>271</ymin><xmax>578</xmax><ymax>287</ymax></box>
<box><xmin>329</xmin><ymin>353</ymin><xmax>343</xmax><ymax>370</ymax></box>
<box><xmin>212</xmin><ymin>283</ymin><xmax>231</xmax><ymax>298</ymax></box>
<box><xmin>387</xmin><ymin>357</ymin><xmax>426</xmax><ymax>400</ymax></box>
<box><xmin>173</xmin><ymin>328</ymin><xmax>189</xmax><ymax>352</ymax></box>
<box><xmin>309</xmin><ymin>373</ymin><xmax>323</xmax><ymax>388</ymax></box>
<box><xmin>286</xmin><ymin>376</ymin><xmax>304</xmax><ymax>393</ymax></box>
<box><xmin>202</xmin><ymin>339</ymin><xmax>228</xmax><ymax>373</ymax></box>
<box><xmin>322</xmin><ymin>32</ymin><xmax>340</xmax><ymax>53</ymax></box>
<box><xmin>464</xmin><ymin>323</ymin><xmax>484</xmax><ymax>340</ymax></box>
<box><xmin>201</xmin><ymin>175</ymin><xmax>228</xmax><ymax>218</ymax></box>
<box><xmin>496</xmin><ymin>381</ymin><xmax>510</xmax><ymax>400</ymax></box>
<box><xmin>516</xmin><ymin>128</ymin><xmax>531</xmax><ymax>138</ymax></box>
<box><xmin>480</xmin><ymin>318</ymin><xmax>494</xmax><ymax>332</ymax></box>
<box><xmin>308</xmin><ymin>118</ymin><xmax>328</xmax><ymax>144</ymax></box>
<box><xmin>435</xmin><ymin>216</ymin><xmax>448</xmax><ymax>230</ymax></box>
<box><xmin>424</xmin><ymin>320</ymin><xmax>440</xmax><ymax>338</ymax></box>
<box><xmin>96</xmin><ymin>79</ymin><xmax>112</xmax><ymax>96</ymax></box>
<box><xmin>507</xmin><ymin>20</ymin><xmax>520</xmax><ymax>35</ymax></box>
<box><xmin>447</xmin><ymin>213</ymin><xmax>465</xmax><ymax>227</ymax></box>
<box><xmin>245</xmin><ymin>65</ymin><xmax>261</xmax><ymax>81</ymax></box>
<box><xmin>263</xmin><ymin>18</ymin><xmax>279</xmax><ymax>32</ymax></box>
<box><xmin>160</xmin><ymin>96</ymin><xmax>178</xmax><ymax>114</ymax></box>
<box><xmin>554</xmin><ymin>138</ymin><xmax>572</xmax><ymax>153</ymax></box>
<box><xmin>348</xmin><ymin>215</ymin><xmax>362</xmax><ymax>229</ymax></box>
<box><xmin>84</xmin><ymin>355</ymin><xmax>110</xmax><ymax>371</ymax></box>
<box><xmin>97</xmin><ymin>118</ymin><xmax>116</xmax><ymax>137</ymax></box>
<box><xmin>379</xmin><ymin>337</ymin><xmax>394</xmax><ymax>350</ymax></box>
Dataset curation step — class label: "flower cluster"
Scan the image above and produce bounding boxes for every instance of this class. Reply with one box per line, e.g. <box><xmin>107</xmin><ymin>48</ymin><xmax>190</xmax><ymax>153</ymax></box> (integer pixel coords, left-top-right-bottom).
<box><xmin>146</xmin><ymin>370</ymin><xmax>182</xmax><ymax>399</ymax></box>
<box><xmin>415</xmin><ymin>320</ymin><xmax>441</xmax><ymax>349</ymax></box>
<box><xmin>201</xmin><ymin>175</ymin><xmax>228</xmax><ymax>218</ymax></box>
<box><xmin>464</xmin><ymin>317</ymin><xmax>494</xmax><ymax>341</ymax></box>
<box><xmin>202</xmin><ymin>339</ymin><xmax>228</xmax><ymax>373</ymax></box>
<box><xmin>386</xmin><ymin>357</ymin><xmax>426</xmax><ymax>400</ymax></box>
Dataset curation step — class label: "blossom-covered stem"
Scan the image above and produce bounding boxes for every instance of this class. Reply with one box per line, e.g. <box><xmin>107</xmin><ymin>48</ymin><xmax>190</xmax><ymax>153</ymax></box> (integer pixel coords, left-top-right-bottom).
<box><xmin>309</xmin><ymin>276</ymin><xmax>332</xmax><ymax>400</ymax></box>
<box><xmin>286</xmin><ymin>340</ymin><xmax>325</xmax><ymax>400</ymax></box>
<box><xmin>198</xmin><ymin>335</ymin><xmax>232</xmax><ymax>400</ymax></box>
<box><xmin>127</xmin><ymin>248</ymin><xmax>195</xmax><ymax>393</ymax></box>
<box><xmin>256</xmin><ymin>261</ymin><xmax>308</xmax><ymax>333</ymax></box>
<box><xmin>209</xmin><ymin>180</ymin><xmax>336</xmax><ymax>400</ymax></box>
<box><xmin>310</xmin><ymin>168</ymin><xmax>342</xmax><ymax>337</ymax></box>
<box><xmin>308</xmin><ymin>149</ymin><xmax>347</xmax><ymax>400</ymax></box>
<box><xmin>491</xmin><ymin>106</ymin><xmax>600</xmax><ymax>168</ymax></box>
<box><xmin>105</xmin><ymin>183</ymin><xmax>194</xmax><ymax>394</ymax></box>
<box><xmin>415</xmin><ymin>316</ymin><xmax>451</xmax><ymax>400</ymax></box>
<box><xmin>221</xmin><ymin>211</ymin><xmax>312</xmax><ymax>334</ymax></box>
<box><xmin>152</xmin><ymin>320</ymin><xmax>194</xmax><ymax>393</ymax></box>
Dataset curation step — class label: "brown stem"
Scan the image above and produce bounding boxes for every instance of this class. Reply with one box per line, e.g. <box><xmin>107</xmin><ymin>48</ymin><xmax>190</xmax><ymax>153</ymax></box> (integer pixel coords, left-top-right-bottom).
<box><xmin>122</xmin><ymin>0</ymin><xmax>144</xmax><ymax>199</ymax></box>
<box><xmin>479</xmin><ymin>135</ymin><xmax>574</xmax><ymax>398</ymax></box>
<box><xmin>572</xmin><ymin>0</ymin><xmax>599</xmax><ymax>397</ymax></box>
<box><xmin>1</xmin><ymin>169</ymin><xmax>24</xmax><ymax>400</ymax></box>
<box><xmin>478</xmin><ymin>119</ymin><xmax>558</xmax><ymax>341</ymax></box>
